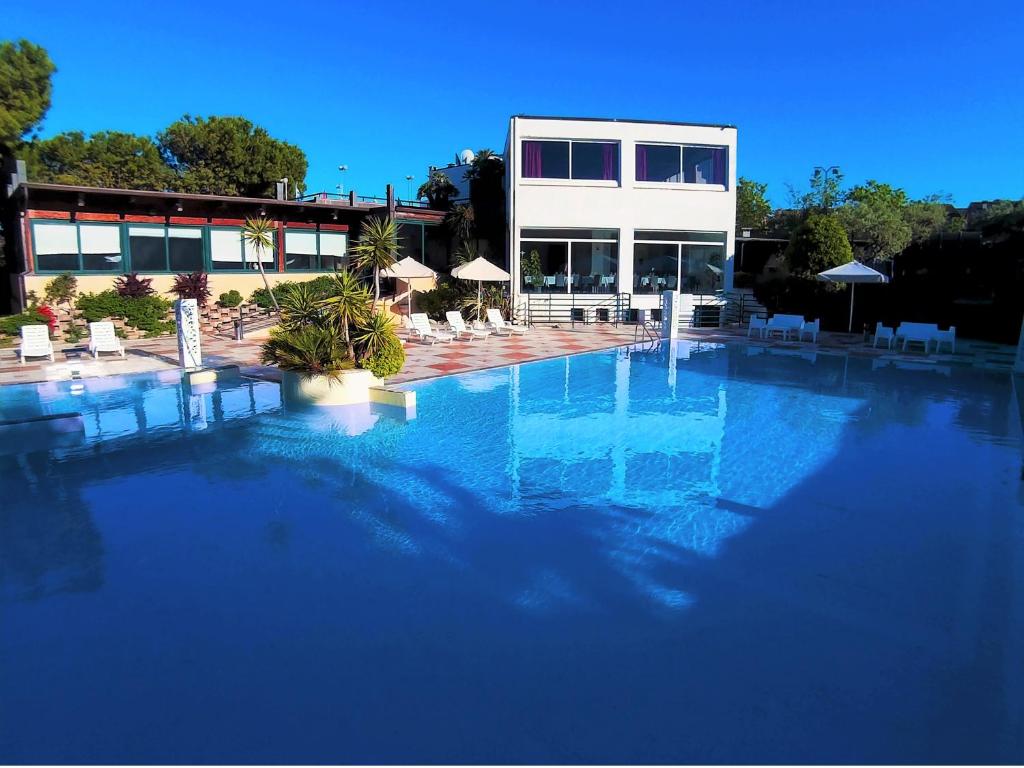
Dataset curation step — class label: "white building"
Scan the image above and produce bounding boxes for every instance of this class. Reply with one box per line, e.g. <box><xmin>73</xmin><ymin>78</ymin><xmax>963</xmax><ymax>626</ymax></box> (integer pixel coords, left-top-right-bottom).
<box><xmin>505</xmin><ymin>115</ymin><xmax>737</xmax><ymax>324</ymax></box>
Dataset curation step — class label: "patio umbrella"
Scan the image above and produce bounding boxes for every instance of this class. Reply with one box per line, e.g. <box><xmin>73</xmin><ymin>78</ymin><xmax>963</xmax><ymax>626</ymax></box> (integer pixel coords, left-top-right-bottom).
<box><xmin>379</xmin><ymin>256</ymin><xmax>437</xmax><ymax>316</ymax></box>
<box><xmin>817</xmin><ymin>260</ymin><xmax>889</xmax><ymax>333</ymax></box>
<box><xmin>451</xmin><ymin>257</ymin><xmax>512</xmax><ymax>319</ymax></box>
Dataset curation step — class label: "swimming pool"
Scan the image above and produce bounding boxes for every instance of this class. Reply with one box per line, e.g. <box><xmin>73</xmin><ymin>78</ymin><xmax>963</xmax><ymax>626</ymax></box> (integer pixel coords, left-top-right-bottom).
<box><xmin>1</xmin><ymin>341</ymin><xmax>1021</xmax><ymax>763</ymax></box>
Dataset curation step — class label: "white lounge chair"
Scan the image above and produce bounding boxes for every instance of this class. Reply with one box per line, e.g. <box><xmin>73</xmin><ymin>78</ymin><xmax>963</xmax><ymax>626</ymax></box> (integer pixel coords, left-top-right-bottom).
<box><xmin>486</xmin><ymin>308</ymin><xmax>529</xmax><ymax>336</ymax></box>
<box><xmin>446</xmin><ymin>311</ymin><xmax>489</xmax><ymax>341</ymax></box>
<box><xmin>410</xmin><ymin>313</ymin><xmax>454</xmax><ymax>344</ymax></box>
<box><xmin>18</xmin><ymin>324</ymin><xmax>54</xmax><ymax>364</ymax></box>
<box><xmin>799</xmin><ymin>318</ymin><xmax>820</xmax><ymax>343</ymax></box>
<box><xmin>747</xmin><ymin>316</ymin><xmax>768</xmax><ymax>339</ymax></box>
<box><xmin>88</xmin><ymin>321</ymin><xmax>125</xmax><ymax>359</ymax></box>
<box><xmin>873</xmin><ymin>322</ymin><xmax>895</xmax><ymax>350</ymax></box>
<box><xmin>895</xmin><ymin>322</ymin><xmax>938</xmax><ymax>353</ymax></box>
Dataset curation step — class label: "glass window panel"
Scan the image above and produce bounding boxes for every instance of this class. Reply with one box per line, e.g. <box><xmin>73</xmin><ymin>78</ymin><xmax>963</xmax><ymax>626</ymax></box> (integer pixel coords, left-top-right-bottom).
<box><xmin>244</xmin><ymin>233</ymin><xmax>276</xmax><ymax>268</ymax></box>
<box><xmin>129</xmin><ymin>227</ymin><xmax>167</xmax><ymax>271</ymax></box>
<box><xmin>168</xmin><ymin>228</ymin><xmax>204</xmax><ymax>272</ymax></box>
<box><xmin>683</xmin><ymin>145</ymin><xmax>727</xmax><ymax>185</ymax></box>
<box><xmin>680</xmin><ymin>244</ymin><xmax>725</xmax><ymax>293</ymax></box>
<box><xmin>635</xmin><ymin>144</ymin><xmax>681</xmax><ymax>183</ymax></box>
<box><xmin>570</xmin><ymin>242</ymin><xmax>618</xmax><ymax>293</ymax></box>
<box><xmin>34</xmin><ymin>223</ymin><xmax>79</xmax><ymax>270</ymax></box>
<box><xmin>319</xmin><ymin>232</ymin><xmax>348</xmax><ymax>271</ymax></box>
<box><xmin>520</xmin><ymin>241</ymin><xmax>569</xmax><ymax>292</ymax></box>
<box><xmin>634</xmin><ymin>243</ymin><xmax>678</xmax><ymax>293</ymax></box>
<box><xmin>79</xmin><ymin>225</ymin><xmax>122</xmax><ymax>271</ymax></box>
<box><xmin>571</xmin><ymin>142</ymin><xmax>618</xmax><ymax>181</ymax></box>
<box><xmin>397</xmin><ymin>223</ymin><xmax>424</xmax><ymax>262</ymax></box>
<box><xmin>634</xmin><ymin>230</ymin><xmax>727</xmax><ymax>243</ymax></box>
<box><xmin>520</xmin><ymin>228</ymin><xmax>617</xmax><ymax>241</ymax></box>
<box><xmin>285</xmin><ymin>231</ymin><xmax>318</xmax><ymax>270</ymax></box>
<box><xmin>210</xmin><ymin>229</ymin><xmax>243</xmax><ymax>270</ymax></box>
<box><xmin>522</xmin><ymin>140</ymin><xmax>569</xmax><ymax>179</ymax></box>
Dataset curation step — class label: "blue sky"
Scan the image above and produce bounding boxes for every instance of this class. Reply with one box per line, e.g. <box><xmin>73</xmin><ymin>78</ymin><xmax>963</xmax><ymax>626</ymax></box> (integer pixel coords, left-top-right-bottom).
<box><xmin>6</xmin><ymin>0</ymin><xmax>1022</xmax><ymax>206</ymax></box>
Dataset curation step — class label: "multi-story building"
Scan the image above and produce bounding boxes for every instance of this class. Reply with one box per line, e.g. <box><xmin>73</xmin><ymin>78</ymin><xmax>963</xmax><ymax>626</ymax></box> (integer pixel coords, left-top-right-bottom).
<box><xmin>505</xmin><ymin>115</ymin><xmax>737</xmax><ymax>323</ymax></box>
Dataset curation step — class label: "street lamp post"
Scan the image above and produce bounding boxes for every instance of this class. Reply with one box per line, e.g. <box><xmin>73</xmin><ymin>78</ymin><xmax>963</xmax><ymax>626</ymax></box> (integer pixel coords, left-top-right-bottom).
<box><xmin>405</xmin><ymin>175</ymin><xmax>414</xmax><ymax>202</ymax></box>
<box><xmin>337</xmin><ymin>165</ymin><xmax>348</xmax><ymax>196</ymax></box>
<box><xmin>812</xmin><ymin>165</ymin><xmax>841</xmax><ymax>211</ymax></box>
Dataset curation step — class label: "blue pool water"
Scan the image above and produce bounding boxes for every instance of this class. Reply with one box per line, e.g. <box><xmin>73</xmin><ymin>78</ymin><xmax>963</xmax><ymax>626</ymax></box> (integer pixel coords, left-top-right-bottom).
<box><xmin>1</xmin><ymin>341</ymin><xmax>1022</xmax><ymax>763</ymax></box>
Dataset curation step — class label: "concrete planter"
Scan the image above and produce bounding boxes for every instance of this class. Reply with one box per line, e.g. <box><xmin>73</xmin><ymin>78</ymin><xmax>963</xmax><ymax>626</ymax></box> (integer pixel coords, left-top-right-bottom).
<box><xmin>280</xmin><ymin>368</ymin><xmax>382</xmax><ymax>407</ymax></box>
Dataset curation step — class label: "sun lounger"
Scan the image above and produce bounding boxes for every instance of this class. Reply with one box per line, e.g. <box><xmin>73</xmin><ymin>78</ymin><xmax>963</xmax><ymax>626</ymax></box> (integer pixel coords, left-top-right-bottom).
<box><xmin>895</xmin><ymin>322</ymin><xmax>939</xmax><ymax>353</ymax></box>
<box><xmin>88</xmin><ymin>321</ymin><xmax>126</xmax><ymax>359</ymax></box>
<box><xmin>446</xmin><ymin>311</ymin><xmax>490</xmax><ymax>341</ymax></box>
<box><xmin>410</xmin><ymin>313</ymin><xmax>454</xmax><ymax>344</ymax></box>
<box><xmin>486</xmin><ymin>308</ymin><xmax>529</xmax><ymax>336</ymax></box>
<box><xmin>18</xmin><ymin>325</ymin><xmax>54</xmax><ymax>364</ymax></box>
<box><xmin>765</xmin><ymin>313</ymin><xmax>804</xmax><ymax>341</ymax></box>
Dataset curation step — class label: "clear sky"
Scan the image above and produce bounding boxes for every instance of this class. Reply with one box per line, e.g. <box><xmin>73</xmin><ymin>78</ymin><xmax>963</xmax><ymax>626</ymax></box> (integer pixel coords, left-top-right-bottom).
<box><xmin>6</xmin><ymin>0</ymin><xmax>1022</xmax><ymax>206</ymax></box>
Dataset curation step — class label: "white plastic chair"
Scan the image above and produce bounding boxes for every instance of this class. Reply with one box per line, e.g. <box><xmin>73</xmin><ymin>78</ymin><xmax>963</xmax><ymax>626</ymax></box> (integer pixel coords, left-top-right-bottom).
<box><xmin>409</xmin><ymin>313</ymin><xmax>454</xmax><ymax>344</ymax></box>
<box><xmin>873</xmin><ymin>322</ymin><xmax>895</xmax><ymax>350</ymax></box>
<box><xmin>486</xmin><ymin>308</ymin><xmax>529</xmax><ymax>336</ymax></box>
<box><xmin>747</xmin><ymin>316</ymin><xmax>768</xmax><ymax>339</ymax></box>
<box><xmin>88</xmin><ymin>321</ymin><xmax>125</xmax><ymax>359</ymax></box>
<box><xmin>935</xmin><ymin>326</ymin><xmax>956</xmax><ymax>354</ymax></box>
<box><xmin>799</xmin><ymin>318</ymin><xmax>820</xmax><ymax>343</ymax></box>
<box><xmin>446</xmin><ymin>311</ymin><xmax>489</xmax><ymax>341</ymax></box>
<box><xmin>18</xmin><ymin>325</ymin><xmax>54</xmax><ymax>364</ymax></box>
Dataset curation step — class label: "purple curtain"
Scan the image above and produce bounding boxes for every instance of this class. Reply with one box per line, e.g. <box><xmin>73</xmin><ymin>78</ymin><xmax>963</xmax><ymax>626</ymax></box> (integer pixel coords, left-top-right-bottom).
<box><xmin>711</xmin><ymin>147</ymin><xmax>727</xmax><ymax>186</ymax></box>
<box><xmin>635</xmin><ymin>145</ymin><xmax>648</xmax><ymax>181</ymax></box>
<box><xmin>523</xmin><ymin>141</ymin><xmax>543</xmax><ymax>178</ymax></box>
<box><xmin>602</xmin><ymin>143</ymin><xmax>616</xmax><ymax>180</ymax></box>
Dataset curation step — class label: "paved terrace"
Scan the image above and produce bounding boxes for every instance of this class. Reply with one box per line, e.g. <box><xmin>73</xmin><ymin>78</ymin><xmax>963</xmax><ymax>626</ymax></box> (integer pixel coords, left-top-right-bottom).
<box><xmin>0</xmin><ymin>324</ymin><xmax>1017</xmax><ymax>388</ymax></box>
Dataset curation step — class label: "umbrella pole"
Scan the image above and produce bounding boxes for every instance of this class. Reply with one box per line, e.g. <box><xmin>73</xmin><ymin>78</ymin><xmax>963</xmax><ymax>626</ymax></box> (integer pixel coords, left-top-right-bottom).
<box><xmin>478</xmin><ymin>280</ymin><xmax>483</xmax><ymax>322</ymax></box>
<box><xmin>407</xmin><ymin>281</ymin><xmax>412</xmax><ymax>317</ymax></box>
<box><xmin>848</xmin><ymin>283</ymin><xmax>855</xmax><ymax>333</ymax></box>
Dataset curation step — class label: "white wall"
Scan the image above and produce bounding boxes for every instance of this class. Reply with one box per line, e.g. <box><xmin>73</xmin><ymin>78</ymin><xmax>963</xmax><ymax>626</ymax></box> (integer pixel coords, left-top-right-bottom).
<box><xmin>507</xmin><ymin>116</ymin><xmax>737</xmax><ymax>309</ymax></box>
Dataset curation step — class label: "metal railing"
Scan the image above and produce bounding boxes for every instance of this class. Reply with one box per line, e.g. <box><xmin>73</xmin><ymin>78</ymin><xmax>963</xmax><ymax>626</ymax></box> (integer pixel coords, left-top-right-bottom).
<box><xmin>234</xmin><ymin>310</ymin><xmax>280</xmax><ymax>340</ymax></box>
<box><xmin>722</xmin><ymin>289</ymin><xmax>767</xmax><ymax>326</ymax></box>
<box><xmin>521</xmin><ymin>292</ymin><xmax>632</xmax><ymax>326</ymax></box>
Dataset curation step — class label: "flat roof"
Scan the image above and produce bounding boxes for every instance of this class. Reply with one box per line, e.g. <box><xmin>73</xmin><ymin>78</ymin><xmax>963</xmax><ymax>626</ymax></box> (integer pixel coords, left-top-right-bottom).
<box><xmin>512</xmin><ymin>114</ymin><xmax>736</xmax><ymax>130</ymax></box>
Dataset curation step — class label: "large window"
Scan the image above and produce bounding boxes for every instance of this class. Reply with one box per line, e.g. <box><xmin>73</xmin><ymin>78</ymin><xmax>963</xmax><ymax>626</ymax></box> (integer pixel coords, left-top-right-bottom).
<box><xmin>635</xmin><ymin>144</ymin><xmax>728</xmax><ymax>186</ymax></box>
<box><xmin>633</xmin><ymin>230</ymin><xmax>726</xmax><ymax>294</ymax></box>
<box><xmin>128</xmin><ymin>226</ymin><xmax>204</xmax><ymax>272</ymax></box>
<box><xmin>284</xmin><ymin>230</ymin><xmax>348</xmax><ymax>271</ymax></box>
<box><xmin>522</xmin><ymin>140</ymin><xmax>619</xmax><ymax>181</ymax></box>
<box><xmin>397</xmin><ymin>222</ymin><xmax>446</xmax><ymax>272</ymax></box>
<box><xmin>33</xmin><ymin>222</ymin><xmax>123</xmax><ymax>272</ymax></box>
<box><xmin>210</xmin><ymin>228</ymin><xmax>277</xmax><ymax>272</ymax></box>
<box><xmin>520</xmin><ymin>228</ymin><xmax>619</xmax><ymax>293</ymax></box>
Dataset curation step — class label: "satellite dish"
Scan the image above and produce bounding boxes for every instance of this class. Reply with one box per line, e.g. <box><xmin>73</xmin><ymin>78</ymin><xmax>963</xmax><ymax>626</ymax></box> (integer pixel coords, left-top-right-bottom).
<box><xmin>460</xmin><ymin>148</ymin><xmax>476</xmax><ymax>165</ymax></box>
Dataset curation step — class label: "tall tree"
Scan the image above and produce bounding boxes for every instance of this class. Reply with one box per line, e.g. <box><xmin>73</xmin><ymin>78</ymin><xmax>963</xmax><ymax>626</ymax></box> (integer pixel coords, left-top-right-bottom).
<box><xmin>785</xmin><ymin>214</ymin><xmax>853</xmax><ymax>276</ymax></box>
<box><xmin>837</xmin><ymin>180</ymin><xmax>912</xmax><ymax>262</ymax></box>
<box><xmin>23</xmin><ymin>131</ymin><xmax>171</xmax><ymax>189</ymax></box>
<box><xmin>158</xmin><ymin>115</ymin><xmax>307</xmax><ymax>197</ymax></box>
<box><xmin>0</xmin><ymin>40</ymin><xmax>56</xmax><ymax>153</ymax></box>
<box><xmin>792</xmin><ymin>166</ymin><xmax>845</xmax><ymax>212</ymax></box>
<box><xmin>736</xmin><ymin>177</ymin><xmax>771</xmax><ymax>230</ymax></box>
<box><xmin>464</xmin><ymin>148</ymin><xmax>505</xmax><ymax>258</ymax></box>
<box><xmin>417</xmin><ymin>171</ymin><xmax>458</xmax><ymax>209</ymax></box>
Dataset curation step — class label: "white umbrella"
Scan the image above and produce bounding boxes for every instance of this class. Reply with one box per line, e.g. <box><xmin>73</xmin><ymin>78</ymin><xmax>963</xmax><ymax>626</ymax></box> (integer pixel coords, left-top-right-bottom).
<box><xmin>817</xmin><ymin>261</ymin><xmax>889</xmax><ymax>333</ymax></box>
<box><xmin>379</xmin><ymin>256</ymin><xmax>437</xmax><ymax>315</ymax></box>
<box><xmin>451</xmin><ymin>257</ymin><xmax>511</xmax><ymax>319</ymax></box>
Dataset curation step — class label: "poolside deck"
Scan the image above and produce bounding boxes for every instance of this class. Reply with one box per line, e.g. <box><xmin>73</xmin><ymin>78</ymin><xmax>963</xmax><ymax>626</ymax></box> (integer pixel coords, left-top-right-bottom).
<box><xmin>0</xmin><ymin>324</ymin><xmax>1016</xmax><ymax>387</ymax></box>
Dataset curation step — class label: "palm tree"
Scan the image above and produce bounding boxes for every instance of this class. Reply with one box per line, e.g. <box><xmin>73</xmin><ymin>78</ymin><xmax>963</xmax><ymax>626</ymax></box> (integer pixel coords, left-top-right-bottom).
<box><xmin>241</xmin><ymin>215</ymin><xmax>279</xmax><ymax>312</ymax></box>
<box><xmin>445</xmin><ymin>203</ymin><xmax>475</xmax><ymax>244</ymax></box>
<box><xmin>417</xmin><ymin>171</ymin><xmax>459</xmax><ymax>210</ymax></box>
<box><xmin>351</xmin><ymin>215</ymin><xmax>400</xmax><ymax>310</ymax></box>
<box><xmin>319</xmin><ymin>269</ymin><xmax>370</xmax><ymax>360</ymax></box>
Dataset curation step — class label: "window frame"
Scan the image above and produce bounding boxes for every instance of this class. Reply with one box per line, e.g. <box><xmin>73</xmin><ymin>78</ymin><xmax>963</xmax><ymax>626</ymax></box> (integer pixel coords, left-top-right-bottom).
<box><xmin>632</xmin><ymin>230</ymin><xmax>727</xmax><ymax>294</ymax></box>
<box><xmin>31</xmin><ymin>220</ymin><xmax>126</xmax><ymax>274</ymax></box>
<box><xmin>519</xmin><ymin>227</ymin><xmax>620</xmax><ymax>294</ymax></box>
<box><xmin>283</xmin><ymin>229</ymin><xmax>349</xmax><ymax>272</ymax></box>
<box><xmin>634</xmin><ymin>142</ymin><xmax>729</xmax><ymax>189</ymax></box>
<box><xmin>520</xmin><ymin>139</ymin><xmax>621</xmax><ymax>185</ymax></box>
<box><xmin>208</xmin><ymin>225</ymin><xmax>278</xmax><ymax>274</ymax></box>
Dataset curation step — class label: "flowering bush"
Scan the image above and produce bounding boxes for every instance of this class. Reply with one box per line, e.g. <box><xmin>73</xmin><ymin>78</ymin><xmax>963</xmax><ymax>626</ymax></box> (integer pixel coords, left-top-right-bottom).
<box><xmin>36</xmin><ymin>304</ymin><xmax>58</xmax><ymax>331</ymax></box>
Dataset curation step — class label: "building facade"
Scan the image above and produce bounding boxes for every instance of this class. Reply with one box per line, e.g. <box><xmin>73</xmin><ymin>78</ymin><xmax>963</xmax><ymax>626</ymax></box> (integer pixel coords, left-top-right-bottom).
<box><xmin>505</xmin><ymin>115</ymin><xmax>737</xmax><ymax>321</ymax></box>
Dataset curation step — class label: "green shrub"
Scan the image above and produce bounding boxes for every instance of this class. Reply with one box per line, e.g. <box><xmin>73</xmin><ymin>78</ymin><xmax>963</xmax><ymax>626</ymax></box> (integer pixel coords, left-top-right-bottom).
<box><xmin>218</xmin><ymin>289</ymin><xmax>243</xmax><ymax>308</ymax></box>
<box><xmin>361</xmin><ymin>335</ymin><xmax>405</xmax><ymax>379</ymax></box>
<box><xmin>260</xmin><ymin>325</ymin><xmax>354</xmax><ymax>379</ymax></box>
<box><xmin>0</xmin><ymin>311</ymin><xmax>48</xmax><ymax>337</ymax></box>
<box><xmin>43</xmin><ymin>273</ymin><xmax>78</xmax><ymax>307</ymax></box>
<box><xmin>63</xmin><ymin>325</ymin><xmax>84</xmax><ymax>343</ymax></box>
<box><xmin>416</xmin><ymin>280</ymin><xmax>469</xmax><ymax>320</ymax></box>
<box><xmin>76</xmin><ymin>290</ymin><xmax>173</xmax><ymax>333</ymax></box>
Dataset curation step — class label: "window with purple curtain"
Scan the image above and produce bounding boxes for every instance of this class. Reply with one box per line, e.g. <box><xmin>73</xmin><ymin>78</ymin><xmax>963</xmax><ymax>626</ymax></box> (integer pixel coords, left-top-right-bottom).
<box><xmin>635</xmin><ymin>145</ymin><xmax>648</xmax><ymax>182</ymax></box>
<box><xmin>522</xmin><ymin>141</ymin><xmax>543</xmax><ymax>178</ymax></box>
<box><xmin>683</xmin><ymin>145</ymin><xmax>728</xmax><ymax>186</ymax></box>
<box><xmin>569</xmin><ymin>142</ymin><xmax>618</xmax><ymax>181</ymax></box>
<box><xmin>636</xmin><ymin>144</ymin><xmax>681</xmax><ymax>183</ymax></box>
<box><xmin>522</xmin><ymin>140</ymin><xmax>569</xmax><ymax>178</ymax></box>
